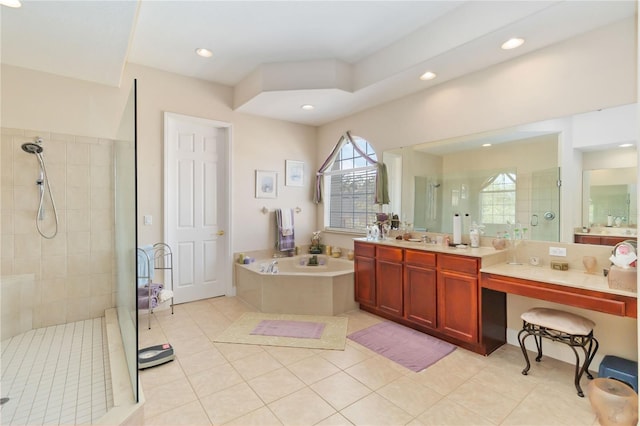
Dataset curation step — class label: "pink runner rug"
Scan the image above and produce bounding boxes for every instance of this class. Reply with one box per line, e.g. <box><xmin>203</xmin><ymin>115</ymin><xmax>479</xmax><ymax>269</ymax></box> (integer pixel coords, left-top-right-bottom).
<box><xmin>250</xmin><ymin>320</ymin><xmax>326</xmax><ymax>339</ymax></box>
<box><xmin>348</xmin><ymin>321</ymin><xmax>456</xmax><ymax>372</ymax></box>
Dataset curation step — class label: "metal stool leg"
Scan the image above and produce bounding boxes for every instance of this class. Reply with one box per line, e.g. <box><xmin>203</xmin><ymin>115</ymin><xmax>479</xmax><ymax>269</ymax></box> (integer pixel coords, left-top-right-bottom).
<box><xmin>584</xmin><ymin>337</ymin><xmax>599</xmax><ymax>380</ymax></box>
<box><xmin>534</xmin><ymin>333</ymin><xmax>543</xmax><ymax>362</ymax></box>
<box><xmin>518</xmin><ymin>327</ymin><xmax>532</xmax><ymax>375</ymax></box>
<box><xmin>569</xmin><ymin>345</ymin><xmax>586</xmax><ymax>397</ymax></box>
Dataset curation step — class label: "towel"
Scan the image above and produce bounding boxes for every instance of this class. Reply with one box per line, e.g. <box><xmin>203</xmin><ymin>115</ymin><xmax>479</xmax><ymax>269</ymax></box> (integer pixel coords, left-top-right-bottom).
<box><xmin>138</xmin><ymin>295</ymin><xmax>159</xmax><ymax>310</ymax></box>
<box><xmin>276</xmin><ymin>208</ymin><xmax>295</xmax><ymax>251</ymax></box>
<box><xmin>138</xmin><ymin>283</ymin><xmax>163</xmax><ymax>297</ymax></box>
<box><xmin>281</xmin><ymin>208</ymin><xmax>294</xmax><ymax>236</ymax></box>
<box><xmin>158</xmin><ymin>289</ymin><xmax>174</xmax><ymax>303</ymax></box>
<box><xmin>137</xmin><ymin>245</ymin><xmax>155</xmax><ymax>286</ymax></box>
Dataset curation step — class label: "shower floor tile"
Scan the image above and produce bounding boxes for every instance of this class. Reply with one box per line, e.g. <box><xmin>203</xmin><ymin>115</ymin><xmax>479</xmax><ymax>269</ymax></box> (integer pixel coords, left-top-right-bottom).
<box><xmin>0</xmin><ymin>318</ymin><xmax>112</xmax><ymax>425</ymax></box>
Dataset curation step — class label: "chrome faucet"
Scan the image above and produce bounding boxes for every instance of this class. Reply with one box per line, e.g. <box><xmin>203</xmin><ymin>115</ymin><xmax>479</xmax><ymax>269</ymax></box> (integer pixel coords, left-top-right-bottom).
<box><xmin>266</xmin><ymin>260</ymin><xmax>278</xmax><ymax>273</ymax></box>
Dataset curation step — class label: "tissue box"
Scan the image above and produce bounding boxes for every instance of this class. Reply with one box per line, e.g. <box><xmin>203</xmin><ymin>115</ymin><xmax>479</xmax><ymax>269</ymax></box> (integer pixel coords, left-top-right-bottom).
<box><xmin>608</xmin><ymin>266</ymin><xmax>637</xmax><ymax>292</ymax></box>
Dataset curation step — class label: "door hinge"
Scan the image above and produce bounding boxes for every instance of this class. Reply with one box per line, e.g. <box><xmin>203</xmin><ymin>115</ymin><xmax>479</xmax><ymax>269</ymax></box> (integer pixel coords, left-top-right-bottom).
<box><xmin>557</xmin><ymin>179</ymin><xmax>562</xmax><ymax>187</ymax></box>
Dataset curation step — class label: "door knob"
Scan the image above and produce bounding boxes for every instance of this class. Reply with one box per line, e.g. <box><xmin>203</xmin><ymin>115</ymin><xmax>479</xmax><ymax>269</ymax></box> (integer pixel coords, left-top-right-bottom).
<box><xmin>217</xmin><ymin>230</ymin><xmax>225</xmax><ymax>236</ymax></box>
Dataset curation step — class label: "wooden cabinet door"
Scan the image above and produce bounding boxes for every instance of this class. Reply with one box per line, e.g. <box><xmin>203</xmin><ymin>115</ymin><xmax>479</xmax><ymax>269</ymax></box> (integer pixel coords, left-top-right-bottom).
<box><xmin>404</xmin><ymin>264</ymin><xmax>437</xmax><ymax>329</ymax></box>
<box><xmin>376</xmin><ymin>246</ymin><xmax>404</xmax><ymax>317</ymax></box>
<box><xmin>355</xmin><ymin>256</ymin><xmax>376</xmax><ymax>307</ymax></box>
<box><xmin>438</xmin><ymin>270</ymin><xmax>478</xmax><ymax>343</ymax></box>
<box><xmin>377</xmin><ymin>260</ymin><xmax>403</xmax><ymax>316</ymax></box>
<box><xmin>354</xmin><ymin>242</ymin><xmax>376</xmax><ymax>307</ymax></box>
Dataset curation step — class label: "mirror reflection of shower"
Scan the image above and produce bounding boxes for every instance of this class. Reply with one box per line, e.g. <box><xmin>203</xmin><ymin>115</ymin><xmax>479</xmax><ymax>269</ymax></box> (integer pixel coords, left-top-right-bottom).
<box><xmin>21</xmin><ymin>137</ymin><xmax>59</xmax><ymax>239</ymax></box>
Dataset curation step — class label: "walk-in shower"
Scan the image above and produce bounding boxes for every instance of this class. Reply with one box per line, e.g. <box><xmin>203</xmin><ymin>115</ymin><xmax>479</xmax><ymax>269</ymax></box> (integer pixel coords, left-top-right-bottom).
<box><xmin>21</xmin><ymin>137</ymin><xmax>59</xmax><ymax>239</ymax></box>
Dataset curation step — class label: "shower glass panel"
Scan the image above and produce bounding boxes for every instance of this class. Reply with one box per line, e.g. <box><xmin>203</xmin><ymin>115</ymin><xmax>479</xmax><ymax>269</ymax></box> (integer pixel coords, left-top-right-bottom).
<box><xmin>114</xmin><ymin>80</ymin><xmax>138</xmax><ymax>401</ymax></box>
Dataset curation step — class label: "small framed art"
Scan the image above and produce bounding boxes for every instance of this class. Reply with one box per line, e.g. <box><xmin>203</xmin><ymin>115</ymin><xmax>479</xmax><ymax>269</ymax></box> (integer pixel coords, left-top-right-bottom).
<box><xmin>285</xmin><ymin>160</ymin><xmax>304</xmax><ymax>187</ymax></box>
<box><xmin>255</xmin><ymin>170</ymin><xmax>277</xmax><ymax>198</ymax></box>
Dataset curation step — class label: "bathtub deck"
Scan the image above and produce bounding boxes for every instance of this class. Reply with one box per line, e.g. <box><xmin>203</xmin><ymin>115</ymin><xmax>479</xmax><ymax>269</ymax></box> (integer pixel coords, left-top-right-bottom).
<box><xmin>0</xmin><ymin>318</ymin><xmax>113</xmax><ymax>425</ymax></box>
<box><xmin>236</xmin><ymin>261</ymin><xmax>357</xmax><ymax>316</ymax></box>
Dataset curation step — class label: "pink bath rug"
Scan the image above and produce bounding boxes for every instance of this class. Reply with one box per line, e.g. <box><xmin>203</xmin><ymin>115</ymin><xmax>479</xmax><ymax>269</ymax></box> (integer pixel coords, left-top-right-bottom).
<box><xmin>348</xmin><ymin>321</ymin><xmax>456</xmax><ymax>372</ymax></box>
<box><xmin>250</xmin><ymin>320</ymin><xmax>326</xmax><ymax>339</ymax></box>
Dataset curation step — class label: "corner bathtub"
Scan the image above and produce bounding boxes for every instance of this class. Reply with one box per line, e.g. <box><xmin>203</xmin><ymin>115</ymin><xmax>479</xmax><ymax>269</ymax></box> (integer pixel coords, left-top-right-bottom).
<box><xmin>235</xmin><ymin>255</ymin><xmax>357</xmax><ymax>316</ymax></box>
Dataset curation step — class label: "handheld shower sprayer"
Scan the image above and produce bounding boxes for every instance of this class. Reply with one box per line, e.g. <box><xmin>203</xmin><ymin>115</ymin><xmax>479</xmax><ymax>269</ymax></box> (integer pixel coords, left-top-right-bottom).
<box><xmin>21</xmin><ymin>137</ymin><xmax>58</xmax><ymax>238</ymax></box>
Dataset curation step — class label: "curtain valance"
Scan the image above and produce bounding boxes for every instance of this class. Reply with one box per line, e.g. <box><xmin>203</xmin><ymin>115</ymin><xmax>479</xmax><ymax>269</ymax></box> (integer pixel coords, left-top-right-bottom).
<box><xmin>313</xmin><ymin>131</ymin><xmax>389</xmax><ymax>205</ymax></box>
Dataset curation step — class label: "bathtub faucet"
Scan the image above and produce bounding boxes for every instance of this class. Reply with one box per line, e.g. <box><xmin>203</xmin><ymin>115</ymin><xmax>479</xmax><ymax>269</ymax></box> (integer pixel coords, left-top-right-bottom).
<box><xmin>266</xmin><ymin>260</ymin><xmax>278</xmax><ymax>274</ymax></box>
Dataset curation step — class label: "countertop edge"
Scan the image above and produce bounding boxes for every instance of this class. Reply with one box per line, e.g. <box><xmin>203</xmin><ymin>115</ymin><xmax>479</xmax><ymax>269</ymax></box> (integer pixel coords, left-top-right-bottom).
<box><xmin>480</xmin><ymin>263</ymin><xmax>637</xmax><ymax>298</ymax></box>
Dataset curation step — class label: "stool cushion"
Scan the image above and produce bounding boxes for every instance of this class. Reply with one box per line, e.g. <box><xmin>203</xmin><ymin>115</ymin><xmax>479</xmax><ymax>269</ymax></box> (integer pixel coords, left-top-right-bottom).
<box><xmin>521</xmin><ymin>307</ymin><xmax>595</xmax><ymax>335</ymax></box>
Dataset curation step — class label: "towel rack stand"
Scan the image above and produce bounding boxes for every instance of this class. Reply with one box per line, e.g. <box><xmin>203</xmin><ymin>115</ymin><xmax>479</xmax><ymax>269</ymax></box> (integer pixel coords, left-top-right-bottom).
<box><xmin>137</xmin><ymin>243</ymin><xmax>174</xmax><ymax>329</ymax></box>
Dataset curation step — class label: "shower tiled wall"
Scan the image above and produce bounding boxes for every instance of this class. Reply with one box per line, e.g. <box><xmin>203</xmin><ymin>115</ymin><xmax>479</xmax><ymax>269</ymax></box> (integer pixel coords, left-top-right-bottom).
<box><xmin>1</xmin><ymin>128</ymin><xmax>115</xmax><ymax>329</ymax></box>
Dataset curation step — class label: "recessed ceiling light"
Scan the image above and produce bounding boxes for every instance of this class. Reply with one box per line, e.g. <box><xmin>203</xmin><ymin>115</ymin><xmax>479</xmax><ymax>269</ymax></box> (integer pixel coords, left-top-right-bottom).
<box><xmin>195</xmin><ymin>48</ymin><xmax>213</xmax><ymax>58</ymax></box>
<box><xmin>501</xmin><ymin>38</ymin><xmax>525</xmax><ymax>50</ymax></box>
<box><xmin>619</xmin><ymin>143</ymin><xmax>634</xmax><ymax>148</ymax></box>
<box><xmin>482</xmin><ymin>143</ymin><xmax>492</xmax><ymax>147</ymax></box>
<box><xmin>0</xmin><ymin>0</ymin><xmax>22</xmax><ymax>7</ymax></box>
<box><xmin>419</xmin><ymin>71</ymin><xmax>437</xmax><ymax>81</ymax></box>
<box><xmin>301</xmin><ymin>104</ymin><xmax>315</xmax><ymax>111</ymax></box>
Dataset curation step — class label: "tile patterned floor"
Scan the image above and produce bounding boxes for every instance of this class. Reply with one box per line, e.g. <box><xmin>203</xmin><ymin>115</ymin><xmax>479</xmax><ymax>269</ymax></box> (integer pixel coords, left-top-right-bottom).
<box><xmin>1</xmin><ymin>318</ymin><xmax>112</xmax><ymax>425</ymax></box>
<box><xmin>139</xmin><ymin>296</ymin><xmax>601</xmax><ymax>426</ymax></box>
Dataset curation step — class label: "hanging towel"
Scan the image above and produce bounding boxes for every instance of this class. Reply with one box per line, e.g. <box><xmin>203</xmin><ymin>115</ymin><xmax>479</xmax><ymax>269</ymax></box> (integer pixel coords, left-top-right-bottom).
<box><xmin>137</xmin><ymin>245</ymin><xmax>155</xmax><ymax>286</ymax></box>
<box><xmin>281</xmin><ymin>208</ymin><xmax>294</xmax><ymax>236</ymax></box>
<box><xmin>276</xmin><ymin>208</ymin><xmax>295</xmax><ymax>251</ymax></box>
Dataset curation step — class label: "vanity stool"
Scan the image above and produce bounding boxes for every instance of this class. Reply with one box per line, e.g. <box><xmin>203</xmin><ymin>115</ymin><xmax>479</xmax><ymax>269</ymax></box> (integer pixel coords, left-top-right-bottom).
<box><xmin>518</xmin><ymin>307</ymin><xmax>599</xmax><ymax>397</ymax></box>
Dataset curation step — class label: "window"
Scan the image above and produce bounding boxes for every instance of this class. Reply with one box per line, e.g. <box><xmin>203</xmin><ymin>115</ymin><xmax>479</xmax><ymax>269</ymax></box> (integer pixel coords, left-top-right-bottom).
<box><xmin>325</xmin><ymin>136</ymin><xmax>378</xmax><ymax>231</ymax></box>
<box><xmin>480</xmin><ymin>172</ymin><xmax>516</xmax><ymax>225</ymax></box>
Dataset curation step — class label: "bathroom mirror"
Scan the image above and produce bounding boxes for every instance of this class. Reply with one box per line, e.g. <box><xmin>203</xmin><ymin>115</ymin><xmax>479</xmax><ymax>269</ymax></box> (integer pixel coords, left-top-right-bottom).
<box><xmin>382</xmin><ymin>104</ymin><xmax>638</xmax><ymax>243</ymax></box>
<box><xmin>582</xmin><ymin>166</ymin><xmax>637</xmax><ymax>229</ymax></box>
<box><xmin>384</xmin><ymin>132</ymin><xmax>561</xmax><ymax>241</ymax></box>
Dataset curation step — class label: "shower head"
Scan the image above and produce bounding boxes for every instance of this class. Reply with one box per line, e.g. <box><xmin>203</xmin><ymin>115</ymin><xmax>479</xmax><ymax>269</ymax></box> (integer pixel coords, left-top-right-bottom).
<box><xmin>431</xmin><ymin>183</ymin><xmax>441</xmax><ymax>188</ymax></box>
<box><xmin>21</xmin><ymin>142</ymin><xmax>43</xmax><ymax>154</ymax></box>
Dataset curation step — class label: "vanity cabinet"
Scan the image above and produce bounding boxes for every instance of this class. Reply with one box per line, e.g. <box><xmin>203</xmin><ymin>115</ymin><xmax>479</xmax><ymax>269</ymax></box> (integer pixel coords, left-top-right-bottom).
<box><xmin>354</xmin><ymin>241</ymin><xmax>486</xmax><ymax>353</ymax></box>
<box><xmin>404</xmin><ymin>250</ymin><xmax>437</xmax><ymax>329</ymax></box>
<box><xmin>354</xmin><ymin>241</ymin><xmax>376</xmax><ymax>308</ymax></box>
<box><xmin>575</xmin><ymin>234</ymin><xmax>629</xmax><ymax>246</ymax></box>
<box><xmin>437</xmin><ymin>254</ymin><xmax>479</xmax><ymax>344</ymax></box>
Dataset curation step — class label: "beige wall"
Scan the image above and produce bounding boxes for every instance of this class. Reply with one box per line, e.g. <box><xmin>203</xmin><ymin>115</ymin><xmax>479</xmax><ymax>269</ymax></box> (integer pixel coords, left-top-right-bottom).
<box><xmin>125</xmin><ymin>64</ymin><xmax>317</xmax><ymax>253</ymax></box>
<box><xmin>1</xmin><ymin>63</ymin><xmax>317</xmax><ymax>327</ymax></box>
<box><xmin>1</xmin><ymin>63</ymin><xmax>317</xmax><ymax>253</ymax></box>
<box><xmin>0</xmin><ymin>16</ymin><xmax>636</xmax><ymax>361</ymax></box>
<box><xmin>317</xmin><ymin>17</ymin><xmax>637</xmax><ymax>249</ymax></box>
<box><xmin>1</xmin><ymin>129</ymin><xmax>115</xmax><ymax>328</ymax></box>
<box><xmin>316</xmin><ymin>18</ymin><xmax>637</xmax><ymax>362</ymax></box>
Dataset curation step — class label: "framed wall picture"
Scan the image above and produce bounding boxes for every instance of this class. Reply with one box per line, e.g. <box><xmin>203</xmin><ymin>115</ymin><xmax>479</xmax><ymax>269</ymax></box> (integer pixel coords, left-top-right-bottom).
<box><xmin>285</xmin><ymin>160</ymin><xmax>304</xmax><ymax>187</ymax></box>
<box><xmin>255</xmin><ymin>170</ymin><xmax>277</xmax><ymax>198</ymax></box>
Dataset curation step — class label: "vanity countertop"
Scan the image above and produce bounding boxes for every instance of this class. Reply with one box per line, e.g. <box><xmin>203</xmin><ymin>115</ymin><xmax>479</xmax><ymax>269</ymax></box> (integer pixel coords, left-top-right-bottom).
<box><xmin>354</xmin><ymin>237</ymin><xmax>505</xmax><ymax>261</ymax></box>
<box><xmin>575</xmin><ymin>227</ymin><xmax>637</xmax><ymax>238</ymax></box>
<box><xmin>480</xmin><ymin>262</ymin><xmax>637</xmax><ymax>298</ymax></box>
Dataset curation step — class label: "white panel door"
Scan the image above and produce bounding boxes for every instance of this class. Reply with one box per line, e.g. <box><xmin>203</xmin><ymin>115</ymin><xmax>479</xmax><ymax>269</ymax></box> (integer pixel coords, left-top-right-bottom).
<box><xmin>165</xmin><ymin>113</ymin><xmax>229</xmax><ymax>303</ymax></box>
